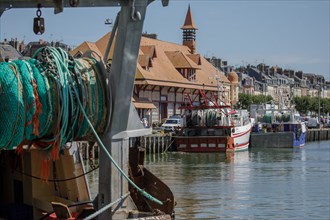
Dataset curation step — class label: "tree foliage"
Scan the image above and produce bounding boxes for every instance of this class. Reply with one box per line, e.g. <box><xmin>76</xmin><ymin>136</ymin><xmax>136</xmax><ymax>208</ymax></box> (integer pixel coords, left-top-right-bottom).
<box><xmin>236</xmin><ymin>93</ymin><xmax>330</xmax><ymax>115</ymax></box>
<box><xmin>293</xmin><ymin>96</ymin><xmax>330</xmax><ymax>115</ymax></box>
<box><xmin>293</xmin><ymin>96</ymin><xmax>309</xmax><ymax>114</ymax></box>
<box><xmin>236</xmin><ymin>93</ymin><xmax>273</xmax><ymax>109</ymax></box>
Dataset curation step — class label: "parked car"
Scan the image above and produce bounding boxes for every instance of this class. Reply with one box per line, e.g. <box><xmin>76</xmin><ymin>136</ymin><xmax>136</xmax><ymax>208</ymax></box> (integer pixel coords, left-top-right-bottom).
<box><xmin>321</xmin><ymin>117</ymin><xmax>330</xmax><ymax>128</ymax></box>
<box><xmin>307</xmin><ymin>118</ymin><xmax>318</xmax><ymax>129</ymax></box>
<box><xmin>161</xmin><ymin>117</ymin><xmax>183</xmax><ymax>133</ymax></box>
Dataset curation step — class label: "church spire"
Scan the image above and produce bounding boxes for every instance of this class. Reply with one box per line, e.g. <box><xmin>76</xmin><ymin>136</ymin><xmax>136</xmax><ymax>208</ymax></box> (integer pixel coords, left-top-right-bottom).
<box><xmin>181</xmin><ymin>4</ymin><xmax>198</xmax><ymax>30</ymax></box>
<box><xmin>181</xmin><ymin>5</ymin><xmax>198</xmax><ymax>54</ymax></box>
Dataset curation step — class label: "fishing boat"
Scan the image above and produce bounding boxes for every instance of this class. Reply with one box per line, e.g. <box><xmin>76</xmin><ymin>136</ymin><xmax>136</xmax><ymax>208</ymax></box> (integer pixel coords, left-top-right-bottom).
<box><xmin>250</xmin><ymin>104</ymin><xmax>306</xmax><ymax>148</ymax></box>
<box><xmin>174</xmin><ymin>90</ymin><xmax>254</xmax><ymax>153</ymax></box>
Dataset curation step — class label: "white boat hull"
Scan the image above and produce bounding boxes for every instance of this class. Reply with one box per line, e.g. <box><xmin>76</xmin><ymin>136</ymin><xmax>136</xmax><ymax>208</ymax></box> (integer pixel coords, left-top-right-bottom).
<box><xmin>227</xmin><ymin>120</ymin><xmax>253</xmax><ymax>152</ymax></box>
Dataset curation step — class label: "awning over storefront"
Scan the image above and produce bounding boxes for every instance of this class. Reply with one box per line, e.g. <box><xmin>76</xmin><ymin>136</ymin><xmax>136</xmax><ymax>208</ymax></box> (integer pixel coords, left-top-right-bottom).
<box><xmin>132</xmin><ymin>97</ymin><xmax>156</xmax><ymax>109</ymax></box>
<box><xmin>133</xmin><ymin>102</ymin><xmax>156</xmax><ymax>109</ymax></box>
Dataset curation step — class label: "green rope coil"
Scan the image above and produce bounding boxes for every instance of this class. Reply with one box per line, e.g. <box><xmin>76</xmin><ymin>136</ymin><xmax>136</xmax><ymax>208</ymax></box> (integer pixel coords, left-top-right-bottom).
<box><xmin>13</xmin><ymin>60</ymin><xmax>36</xmax><ymax>140</ymax></box>
<box><xmin>0</xmin><ymin>46</ymin><xmax>162</xmax><ymax>205</ymax></box>
<box><xmin>0</xmin><ymin>47</ymin><xmax>106</xmax><ymax>150</ymax></box>
<box><xmin>28</xmin><ymin>58</ymin><xmax>54</xmax><ymax>138</ymax></box>
<box><xmin>0</xmin><ymin>62</ymin><xmax>25</xmax><ymax>149</ymax></box>
<box><xmin>88</xmin><ymin>58</ymin><xmax>106</xmax><ymax>134</ymax></box>
<box><xmin>74</xmin><ymin>58</ymin><xmax>93</xmax><ymax>138</ymax></box>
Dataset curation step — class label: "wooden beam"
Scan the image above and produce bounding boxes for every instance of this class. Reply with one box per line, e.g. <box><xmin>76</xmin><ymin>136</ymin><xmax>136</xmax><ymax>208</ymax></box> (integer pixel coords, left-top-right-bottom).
<box><xmin>141</xmin><ymin>85</ymin><xmax>148</xmax><ymax>91</ymax></box>
<box><xmin>151</xmin><ymin>85</ymin><xmax>157</xmax><ymax>92</ymax></box>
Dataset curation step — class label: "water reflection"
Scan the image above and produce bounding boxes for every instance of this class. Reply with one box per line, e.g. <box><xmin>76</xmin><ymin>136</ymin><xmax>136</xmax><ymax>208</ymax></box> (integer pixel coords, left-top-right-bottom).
<box><xmin>85</xmin><ymin>142</ymin><xmax>329</xmax><ymax>219</ymax></box>
<box><xmin>145</xmin><ymin>141</ymin><xmax>330</xmax><ymax>220</ymax></box>
<box><xmin>145</xmin><ymin>151</ymin><xmax>253</xmax><ymax>219</ymax></box>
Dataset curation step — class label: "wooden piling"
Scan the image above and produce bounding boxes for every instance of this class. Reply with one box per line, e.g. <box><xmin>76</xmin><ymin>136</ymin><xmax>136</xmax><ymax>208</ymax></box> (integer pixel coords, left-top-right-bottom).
<box><xmin>153</xmin><ymin>136</ymin><xmax>156</xmax><ymax>154</ymax></box>
<box><xmin>306</xmin><ymin>128</ymin><xmax>330</xmax><ymax>142</ymax></box>
<box><xmin>130</xmin><ymin>133</ymin><xmax>174</xmax><ymax>155</ymax></box>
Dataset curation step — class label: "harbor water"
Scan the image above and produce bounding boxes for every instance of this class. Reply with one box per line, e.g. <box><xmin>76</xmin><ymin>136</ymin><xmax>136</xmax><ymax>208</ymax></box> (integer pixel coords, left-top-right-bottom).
<box><xmin>145</xmin><ymin>141</ymin><xmax>330</xmax><ymax>220</ymax></box>
<box><xmin>87</xmin><ymin>140</ymin><xmax>330</xmax><ymax>219</ymax></box>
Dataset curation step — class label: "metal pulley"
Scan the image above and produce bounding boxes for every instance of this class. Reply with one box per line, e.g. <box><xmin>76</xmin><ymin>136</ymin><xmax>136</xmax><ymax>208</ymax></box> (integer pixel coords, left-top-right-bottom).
<box><xmin>69</xmin><ymin>0</ymin><xmax>80</xmax><ymax>7</ymax></box>
<box><xmin>161</xmin><ymin>0</ymin><xmax>169</xmax><ymax>6</ymax></box>
<box><xmin>33</xmin><ymin>5</ymin><xmax>45</xmax><ymax>35</ymax></box>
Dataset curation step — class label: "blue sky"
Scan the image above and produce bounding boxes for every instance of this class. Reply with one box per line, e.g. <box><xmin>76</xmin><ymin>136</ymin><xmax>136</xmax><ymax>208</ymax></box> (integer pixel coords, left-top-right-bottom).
<box><xmin>1</xmin><ymin>0</ymin><xmax>329</xmax><ymax>80</ymax></box>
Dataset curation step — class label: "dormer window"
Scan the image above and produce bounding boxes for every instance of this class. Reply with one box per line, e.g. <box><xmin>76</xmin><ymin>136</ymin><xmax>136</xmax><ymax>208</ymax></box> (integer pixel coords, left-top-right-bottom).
<box><xmin>141</xmin><ymin>45</ymin><xmax>157</xmax><ymax>59</ymax></box>
<box><xmin>187</xmin><ymin>68</ymin><xmax>196</xmax><ymax>81</ymax></box>
<box><xmin>165</xmin><ymin>51</ymin><xmax>200</xmax><ymax>81</ymax></box>
<box><xmin>138</xmin><ymin>54</ymin><xmax>153</xmax><ymax>71</ymax></box>
<box><xmin>177</xmin><ymin>68</ymin><xmax>196</xmax><ymax>81</ymax></box>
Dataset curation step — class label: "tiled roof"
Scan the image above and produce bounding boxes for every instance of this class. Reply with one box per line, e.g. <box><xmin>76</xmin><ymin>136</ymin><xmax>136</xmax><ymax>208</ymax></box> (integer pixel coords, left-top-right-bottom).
<box><xmin>140</xmin><ymin>45</ymin><xmax>156</xmax><ymax>58</ymax></box>
<box><xmin>138</xmin><ymin>37</ymin><xmax>229</xmax><ymax>86</ymax></box>
<box><xmin>95</xmin><ymin>32</ymin><xmax>116</xmax><ymax>61</ymax></box>
<box><xmin>72</xmin><ymin>32</ymin><xmax>230</xmax><ymax>89</ymax></box>
<box><xmin>70</xmin><ymin>41</ymin><xmax>102</xmax><ymax>58</ymax></box>
<box><xmin>0</xmin><ymin>44</ymin><xmax>22</xmax><ymax>61</ymax></box>
<box><xmin>165</xmin><ymin>51</ymin><xmax>200</xmax><ymax>69</ymax></box>
<box><xmin>186</xmin><ymin>54</ymin><xmax>201</xmax><ymax>65</ymax></box>
<box><xmin>275</xmin><ymin>73</ymin><xmax>290</xmax><ymax>80</ymax></box>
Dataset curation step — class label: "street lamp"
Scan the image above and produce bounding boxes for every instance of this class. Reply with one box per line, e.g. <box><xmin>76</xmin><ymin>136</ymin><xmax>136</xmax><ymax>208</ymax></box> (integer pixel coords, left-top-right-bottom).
<box><xmin>317</xmin><ymin>83</ymin><xmax>322</xmax><ymax>127</ymax></box>
<box><xmin>318</xmin><ymin>89</ymin><xmax>320</xmax><ymax>126</ymax></box>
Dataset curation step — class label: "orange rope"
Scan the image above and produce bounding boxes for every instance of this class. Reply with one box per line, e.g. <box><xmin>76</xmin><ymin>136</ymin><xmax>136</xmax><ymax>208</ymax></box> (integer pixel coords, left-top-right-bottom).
<box><xmin>51</xmin><ymin>127</ymin><xmax>61</xmax><ymax>161</ymax></box>
<box><xmin>15</xmin><ymin>143</ymin><xmax>25</xmax><ymax>155</ymax></box>
<box><xmin>32</xmin><ymin>79</ymin><xmax>42</xmax><ymax>136</ymax></box>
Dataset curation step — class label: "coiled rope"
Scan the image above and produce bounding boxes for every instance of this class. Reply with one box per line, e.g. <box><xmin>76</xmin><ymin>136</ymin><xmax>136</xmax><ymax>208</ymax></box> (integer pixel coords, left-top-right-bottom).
<box><xmin>0</xmin><ymin>47</ymin><xmax>107</xmax><ymax>171</ymax></box>
<box><xmin>0</xmin><ymin>46</ymin><xmax>162</xmax><ymax>205</ymax></box>
<box><xmin>0</xmin><ymin>62</ymin><xmax>25</xmax><ymax>148</ymax></box>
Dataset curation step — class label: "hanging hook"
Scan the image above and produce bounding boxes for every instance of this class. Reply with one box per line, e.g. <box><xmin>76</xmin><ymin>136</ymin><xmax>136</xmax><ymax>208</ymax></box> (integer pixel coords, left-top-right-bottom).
<box><xmin>33</xmin><ymin>4</ymin><xmax>45</xmax><ymax>35</ymax></box>
<box><xmin>131</xmin><ymin>0</ymin><xmax>141</xmax><ymax>21</ymax></box>
<box><xmin>36</xmin><ymin>8</ymin><xmax>41</xmax><ymax>17</ymax></box>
